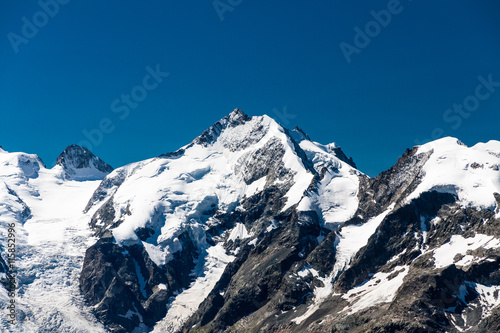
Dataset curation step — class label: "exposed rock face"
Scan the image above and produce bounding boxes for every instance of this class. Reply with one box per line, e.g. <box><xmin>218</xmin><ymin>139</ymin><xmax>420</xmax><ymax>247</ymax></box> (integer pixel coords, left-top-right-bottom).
<box><xmin>84</xmin><ymin>168</ymin><xmax>128</xmax><ymax>213</ymax></box>
<box><xmin>56</xmin><ymin>145</ymin><xmax>113</xmax><ymax>180</ymax></box>
<box><xmin>235</xmin><ymin>137</ymin><xmax>294</xmax><ymax>185</ymax></box>
<box><xmin>330</xmin><ymin>146</ymin><xmax>357</xmax><ymax>169</ymax></box>
<box><xmin>80</xmin><ymin>230</ymin><xmax>199</xmax><ymax>333</ymax></box>
<box><xmin>315</xmin><ymin>197</ymin><xmax>500</xmax><ymax>333</ymax></box>
<box><xmin>352</xmin><ymin>147</ymin><xmax>433</xmax><ymax>222</ymax></box>
<box><xmin>81</xmin><ymin>240</ymin><xmax>167</xmax><ymax>332</ymax></box>
<box><xmin>0</xmin><ymin>254</ymin><xmax>10</xmax><ymax>291</ymax></box>
<box><xmin>193</xmin><ymin>108</ymin><xmax>252</xmax><ymax>148</ymax></box>
<box><xmin>88</xmin><ymin>198</ymin><xmax>119</xmax><ymax>238</ymax></box>
<box><xmin>182</xmin><ymin>188</ymin><xmax>324</xmax><ymax>333</ymax></box>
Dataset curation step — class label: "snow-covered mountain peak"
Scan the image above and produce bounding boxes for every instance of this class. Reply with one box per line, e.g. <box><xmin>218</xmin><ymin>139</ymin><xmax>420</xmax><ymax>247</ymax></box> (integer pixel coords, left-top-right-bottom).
<box><xmin>55</xmin><ymin>145</ymin><xmax>113</xmax><ymax>181</ymax></box>
<box><xmin>409</xmin><ymin>136</ymin><xmax>500</xmax><ymax>210</ymax></box>
<box><xmin>417</xmin><ymin>136</ymin><xmax>467</xmax><ymax>153</ymax></box>
<box><xmin>0</xmin><ymin>149</ymin><xmax>46</xmax><ymax>179</ymax></box>
<box><xmin>86</xmin><ymin>110</ymin><xmax>319</xmax><ymax>243</ymax></box>
<box><xmin>191</xmin><ymin>108</ymin><xmax>252</xmax><ymax>148</ymax></box>
<box><xmin>472</xmin><ymin>139</ymin><xmax>500</xmax><ymax>155</ymax></box>
<box><xmin>227</xmin><ymin>107</ymin><xmax>250</xmax><ymax>125</ymax></box>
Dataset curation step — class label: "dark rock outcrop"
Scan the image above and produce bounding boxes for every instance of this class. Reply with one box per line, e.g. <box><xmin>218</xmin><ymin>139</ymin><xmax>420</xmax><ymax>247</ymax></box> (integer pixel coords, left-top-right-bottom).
<box><xmin>183</xmin><ymin>190</ymin><xmax>322</xmax><ymax>333</ymax></box>
<box><xmin>80</xmin><ymin>230</ymin><xmax>199</xmax><ymax>333</ymax></box>
<box><xmin>193</xmin><ymin>109</ymin><xmax>251</xmax><ymax>148</ymax></box>
<box><xmin>352</xmin><ymin>147</ymin><xmax>432</xmax><ymax>223</ymax></box>
<box><xmin>56</xmin><ymin>145</ymin><xmax>113</xmax><ymax>180</ymax></box>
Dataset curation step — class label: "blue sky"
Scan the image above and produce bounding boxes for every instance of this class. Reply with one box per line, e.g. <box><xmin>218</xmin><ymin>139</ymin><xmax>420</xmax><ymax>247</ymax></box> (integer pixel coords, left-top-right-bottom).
<box><xmin>1</xmin><ymin>1</ymin><xmax>499</xmax><ymax>176</ymax></box>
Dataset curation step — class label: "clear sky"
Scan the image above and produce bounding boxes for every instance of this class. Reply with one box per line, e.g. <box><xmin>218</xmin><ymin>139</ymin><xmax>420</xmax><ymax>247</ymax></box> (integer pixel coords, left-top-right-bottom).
<box><xmin>2</xmin><ymin>1</ymin><xmax>499</xmax><ymax>176</ymax></box>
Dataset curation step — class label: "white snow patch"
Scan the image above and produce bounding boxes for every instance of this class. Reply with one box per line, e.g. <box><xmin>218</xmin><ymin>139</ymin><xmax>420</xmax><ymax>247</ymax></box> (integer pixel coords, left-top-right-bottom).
<box><xmin>333</xmin><ymin>205</ymin><xmax>394</xmax><ymax>274</ymax></box>
<box><xmin>245</xmin><ymin>176</ymin><xmax>267</xmax><ymax>197</ymax></box>
<box><xmin>342</xmin><ymin>265</ymin><xmax>409</xmax><ymax>314</ymax></box>
<box><xmin>282</xmin><ymin>169</ymin><xmax>314</xmax><ymax>211</ymax></box>
<box><xmin>228</xmin><ymin>223</ymin><xmax>251</xmax><ymax>241</ymax></box>
<box><xmin>297</xmin><ymin>266</ymin><xmax>319</xmax><ymax>278</ymax></box>
<box><xmin>119</xmin><ymin>309</ymin><xmax>140</xmax><ymax>320</ymax></box>
<box><xmin>433</xmin><ymin>234</ymin><xmax>500</xmax><ymax>268</ymax></box>
<box><xmin>248</xmin><ymin>238</ymin><xmax>258</xmax><ymax>246</ymax></box>
<box><xmin>318</xmin><ymin>174</ymin><xmax>359</xmax><ymax>227</ymax></box>
<box><xmin>431</xmin><ymin>216</ymin><xmax>442</xmax><ymax>225</ymax></box>
<box><xmin>266</xmin><ymin>220</ymin><xmax>278</xmax><ymax>233</ymax></box>
<box><xmin>470</xmin><ymin>282</ymin><xmax>500</xmax><ymax>319</ymax></box>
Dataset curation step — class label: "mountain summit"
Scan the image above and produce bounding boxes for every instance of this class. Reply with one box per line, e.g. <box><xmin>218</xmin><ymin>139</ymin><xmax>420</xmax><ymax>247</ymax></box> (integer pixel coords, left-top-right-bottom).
<box><xmin>56</xmin><ymin>145</ymin><xmax>113</xmax><ymax>180</ymax></box>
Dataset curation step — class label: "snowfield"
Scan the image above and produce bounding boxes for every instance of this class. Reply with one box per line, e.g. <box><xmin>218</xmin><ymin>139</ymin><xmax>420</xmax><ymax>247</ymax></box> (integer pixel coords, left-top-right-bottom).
<box><xmin>412</xmin><ymin>137</ymin><xmax>500</xmax><ymax>210</ymax></box>
<box><xmin>0</xmin><ymin>148</ymin><xmax>106</xmax><ymax>332</ymax></box>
